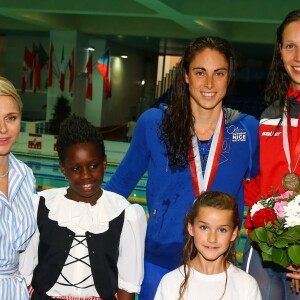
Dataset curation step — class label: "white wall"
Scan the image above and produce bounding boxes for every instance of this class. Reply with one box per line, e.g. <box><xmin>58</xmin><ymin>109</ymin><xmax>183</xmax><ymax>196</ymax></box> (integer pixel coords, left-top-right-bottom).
<box><xmin>82</xmin><ymin>38</ymin><xmax>106</xmax><ymax>127</ymax></box>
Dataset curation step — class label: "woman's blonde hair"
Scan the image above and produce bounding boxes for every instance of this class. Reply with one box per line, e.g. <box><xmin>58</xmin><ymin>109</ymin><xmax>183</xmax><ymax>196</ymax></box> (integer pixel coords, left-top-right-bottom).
<box><xmin>0</xmin><ymin>77</ymin><xmax>22</xmax><ymax>112</ymax></box>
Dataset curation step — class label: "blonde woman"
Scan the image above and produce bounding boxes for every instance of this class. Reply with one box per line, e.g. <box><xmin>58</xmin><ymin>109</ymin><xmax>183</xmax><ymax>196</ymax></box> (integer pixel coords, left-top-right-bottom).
<box><xmin>0</xmin><ymin>77</ymin><xmax>36</xmax><ymax>299</ymax></box>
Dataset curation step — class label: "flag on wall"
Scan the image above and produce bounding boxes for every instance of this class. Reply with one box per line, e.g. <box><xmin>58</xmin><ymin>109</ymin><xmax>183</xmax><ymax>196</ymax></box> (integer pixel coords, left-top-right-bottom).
<box><xmin>24</xmin><ymin>48</ymin><xmax>33</xmax><ymax>69</ymax></box>
<box><xmin>34</xmin><ymin>54</ymin><xmax>41</xmax><ymax>91</ymax></box>
<box><xmin>48</xmin><ymin>42</ymin><xmax>54</xmax><ymax>87</ymax></box>
<box><xmin>97</xmin><ymin>50</ymin><xmax>111</xmax><ymax>99</ymax></box>
<box><xmin>21</xmin><ymin>48</ymin><xmax>33</xmax><ymax>93</ymax></box>
<box><xmin>68</xmin><ymin>48</ymin><xmax>75</xmax><ymax>93</ymax></box>
<box><xmin>59</xmin><ymin>46</ymin><xmax>65</xmax><ymax>91</ymax></box>
<box><xmin>30</xmin><ymin>43</ymin><xmax>38</xmax><ymax>91</ymax></box>
<box><xmin>86</xmin><ymin>54</ymin><xmax>93</xmax><ymax>100</ymax></box>
<box><xmin>35</xmin><ymin>43</ymin><xmax>49</xmax><ymax>90</ymax></box>
<box><xmin>38</xmin><ymin>43</ymin><xmax>49</xmax><ymax>68</ymax></box>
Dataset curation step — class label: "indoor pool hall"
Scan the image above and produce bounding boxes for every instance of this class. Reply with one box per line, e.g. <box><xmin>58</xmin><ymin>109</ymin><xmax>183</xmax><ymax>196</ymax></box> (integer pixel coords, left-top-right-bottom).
<box><xmin>12</xmin><ymin>134</ymin><xmax>248</xmax><ymax>269</ymax></box>
<box><xmin>13</xmin><ymin>145</ymin><xmax>148</xmax><ymax>216</ymax></box>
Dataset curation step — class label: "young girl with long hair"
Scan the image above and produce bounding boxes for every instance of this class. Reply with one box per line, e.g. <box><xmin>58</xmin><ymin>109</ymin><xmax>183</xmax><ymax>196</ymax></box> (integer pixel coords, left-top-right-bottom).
<box><xmin>155</xmin><ymin>191</ymin><xmax>261</xmax><ymax>300</ymax></box>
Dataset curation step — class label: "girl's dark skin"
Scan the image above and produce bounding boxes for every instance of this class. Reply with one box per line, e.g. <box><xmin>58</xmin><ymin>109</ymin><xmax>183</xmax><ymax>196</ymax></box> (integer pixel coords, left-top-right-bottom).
<box><xmin>60</xmin><ymin>142</ymin><xmax>134</xmax><ymax>300</ymax></box>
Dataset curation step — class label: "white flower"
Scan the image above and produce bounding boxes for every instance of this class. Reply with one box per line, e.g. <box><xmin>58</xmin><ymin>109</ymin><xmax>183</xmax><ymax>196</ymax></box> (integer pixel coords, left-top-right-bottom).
<box><xmin>285</xmin><ymin>199</ymin><xmax>300</xmax><ymax>215</ymax></box>
<box><xmin>250</xmin><ymin>201</ymin><xmax>265</xmax><ymax>218</ymax></box>
<box><xmin>284</xmin><ymin>198</ymin><xmax>300</xmax><ymax>227</ymax></box>
<box><xmin>293</xmin><ymin>194</ymin><xmax>300</xmax><ymax>203</ymax></box>
<box><xmin>284</xmin><ymin>215</ymin><xmax>300</xmax><ymax>228</ymax></box>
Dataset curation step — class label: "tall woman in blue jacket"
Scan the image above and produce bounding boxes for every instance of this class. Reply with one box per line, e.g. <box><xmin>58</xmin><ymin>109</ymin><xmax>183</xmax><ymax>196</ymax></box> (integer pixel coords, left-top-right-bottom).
<box><xmin>105</xmin><ymin>36</ymin><xmax>259</xmax><ymax>300</ymax></box>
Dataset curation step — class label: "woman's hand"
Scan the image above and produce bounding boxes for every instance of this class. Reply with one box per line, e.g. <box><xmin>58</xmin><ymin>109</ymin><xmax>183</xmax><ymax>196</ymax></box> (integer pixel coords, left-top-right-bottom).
<box><xmin>286</xmin><ymin>265</ymin><xmax>300</xmax><ymax>279</ymax></box>
<box><xmin>286</xmin><ymin>265</ymin><xmax>300</xmax><ymax>293</ymax></box>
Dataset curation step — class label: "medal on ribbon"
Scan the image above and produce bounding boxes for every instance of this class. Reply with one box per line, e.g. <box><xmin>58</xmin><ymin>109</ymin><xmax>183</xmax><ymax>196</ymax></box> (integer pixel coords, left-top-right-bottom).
<box><xmin>282</xmin><ymin>105</ymin><xmax>300</xmax><ymax>191</ymax></box>
<box><xmin>189</xmin><ymin>110</ymin><xmax>224</xmax><ymax>196</ymax></box>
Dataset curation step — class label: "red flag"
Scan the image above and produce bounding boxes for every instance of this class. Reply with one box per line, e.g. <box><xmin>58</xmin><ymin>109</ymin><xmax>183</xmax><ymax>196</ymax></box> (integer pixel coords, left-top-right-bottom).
<box><xmin>32</xmin><ymin>44</ymin><xmax>48</xmax><ymax>92</ymax></box>
<box><xmin>48</xmin><ymin>42</ymin><xmax>54</xmax><ymax>87</ymax></box>
<box><xmin>21</xmin><ymin>48</ymin><xmax>32</xmax><ymax>93</ymax></box>
<box><xmin>59</xmin><ymin>46</ymin><xmax>65</xmax><ymax>92</ymax></box>
<box><xmin>103</xmin><ymin>77</ymin><xmax>111</xmax><ymax>100</ymax></box>
<box><xmin>86</xmin><ymin>54</ymin><xmax>93</xmax><ymax>100</ymax></box>
<box><xmin>97</xmin><ymin>50</ymin><xmax>111</xmax><ymax>99</ymax></box>
<box><xmin>69</xmin><ymin>49</ymin><xmax>75</xmax><ymax>93</ymax></box>
<box><xmin>24</xmin><ymin>48</ymin><xmax>33</xmax><ymax>69</ymax></box>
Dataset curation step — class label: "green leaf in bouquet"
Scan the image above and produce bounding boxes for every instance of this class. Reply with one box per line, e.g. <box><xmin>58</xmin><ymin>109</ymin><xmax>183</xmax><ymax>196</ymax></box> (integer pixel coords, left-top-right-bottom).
<box><xmin>288</xmin><ymin>245</ymin><xmax>300</xmax><ymax>266</ymax></box>
<box><xmin>280</xmin><ymin>226</ymin><xmax>300</xmax><ymax>242</ymax></box>
<box><xmin>274</xmin><ymin>239</ymin><xmax>288</xmax><ymax>248</ymax></box>
<box><xmin>258</xmin><ymin>242</ymin><xmax>272</xmax><ymax>255</ymax></box>
<box><xmin>293</xmin><ymin>226</ymin><xmax>300</xmax><ymax>234</ymax></box>
<box><xmin>272</xmin><ymin>247</ymin><xmax>290</xmax><ymax>267</ymax></box>
<box><xmin>252</xmin><ymin>227</ymin><xmax>267</xmax><ymax>243</ymax></box>
<box><xmin>274</xmin><ymin>218</ymin><xmax>284</xmax><ymax>227</ymax></box>
<box><xmin>267</xmin><ymin>231</ymin><xmax>275</xmax><ymax>245</ymax></box>
<box><xmin>261</xmin><ymin>251</ymin><xmax>272</xmax><ymax>261</ymax></box>
<box><xmin>265</xmin><ymin>221</ymin><xmax>273</xmax><ymax>229</ymax></box>
<box><xmin>275</xmin><ymin>229</ymin><xmax>284</xmax><ymax>235</ymax></box>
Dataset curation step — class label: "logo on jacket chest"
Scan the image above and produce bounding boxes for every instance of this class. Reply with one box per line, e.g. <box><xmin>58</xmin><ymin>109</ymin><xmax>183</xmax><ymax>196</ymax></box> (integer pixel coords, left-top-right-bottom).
<box><xmin>261</xmin><ymin>131</ymin><xmax>281</xmax><ymax>137</ymax></box>
<box><xmin>227</xmin><ymin>125</ymin><xmax>246</xmax><ymax>142</ymax></box>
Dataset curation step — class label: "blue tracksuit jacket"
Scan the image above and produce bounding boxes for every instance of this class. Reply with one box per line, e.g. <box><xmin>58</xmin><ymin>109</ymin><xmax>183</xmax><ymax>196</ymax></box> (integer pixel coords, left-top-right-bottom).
<box><xmin>105</xmin><ymin>105</ymin><xmax>259</xmax><ymax>270</ymax></box>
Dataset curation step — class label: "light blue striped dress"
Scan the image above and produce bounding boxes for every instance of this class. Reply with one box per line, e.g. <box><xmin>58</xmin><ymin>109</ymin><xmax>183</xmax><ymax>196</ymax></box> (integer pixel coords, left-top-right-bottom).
<box><xmin>0</xmin><ymin>153</ymin><xmax>36</xmax><ymax>300</ymax></box>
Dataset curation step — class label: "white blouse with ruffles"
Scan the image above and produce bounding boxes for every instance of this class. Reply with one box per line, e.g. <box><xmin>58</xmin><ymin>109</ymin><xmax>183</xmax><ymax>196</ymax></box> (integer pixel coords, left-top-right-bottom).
<box><xmin>19</xmin><ymin>187</ymin><xmax>147</xmax><ymax>298</ymax></box>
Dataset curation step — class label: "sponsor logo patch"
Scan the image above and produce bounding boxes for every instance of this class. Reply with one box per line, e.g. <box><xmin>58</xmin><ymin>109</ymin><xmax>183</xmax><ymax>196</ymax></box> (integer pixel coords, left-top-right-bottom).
<box><xmin>232</xmin><ymin>132</ymin><xmax>246</xmax><ymax>142</ymax></box>
<box><xmin>227</xmin><ymin>125</ymin><xmax>247</xmax><ymax>142</ymax></box>
<box><xmin>261</xmin><ymin>131</ymin><xmax>281</xmax><ymax>136</ymax></box>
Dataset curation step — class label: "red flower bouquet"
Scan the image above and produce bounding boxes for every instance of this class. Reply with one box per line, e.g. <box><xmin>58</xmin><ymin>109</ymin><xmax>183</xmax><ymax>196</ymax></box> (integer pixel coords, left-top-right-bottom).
<box><xmin>251</xmin><ymin>207</ymin><xmax>277</xmax><ymax>228</ymax></box>
<box><xmin>249</xmin><ymin>190</ymin><xmax>300</xmax><ymax>292</ymax></box>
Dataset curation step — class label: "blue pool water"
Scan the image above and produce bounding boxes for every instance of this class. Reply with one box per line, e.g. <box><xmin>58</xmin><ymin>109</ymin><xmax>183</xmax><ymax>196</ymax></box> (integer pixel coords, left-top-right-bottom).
<box><xmin>15</xmin><ymin>153</ymin><xmax>148</xmax><ymax>214</ymax></box>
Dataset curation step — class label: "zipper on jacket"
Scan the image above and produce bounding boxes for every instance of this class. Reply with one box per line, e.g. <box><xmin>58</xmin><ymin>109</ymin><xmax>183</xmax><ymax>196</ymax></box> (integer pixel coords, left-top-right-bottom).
<box><xmin>152</xmin><ymin>209</ymin><xmax>157</xmax><ymax>218</ymax></box>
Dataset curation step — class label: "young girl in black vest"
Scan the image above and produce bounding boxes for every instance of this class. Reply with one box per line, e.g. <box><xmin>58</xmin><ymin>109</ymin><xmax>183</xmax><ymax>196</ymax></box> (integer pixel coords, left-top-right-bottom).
<box><xmin>20</xmin><ymin>114</ymin><xmax>147</xmax><ymax>300</ymax></box>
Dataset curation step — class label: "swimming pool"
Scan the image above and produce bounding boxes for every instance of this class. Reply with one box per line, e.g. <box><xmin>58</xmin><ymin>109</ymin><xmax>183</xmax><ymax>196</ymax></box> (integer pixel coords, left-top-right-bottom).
<box><xmin>15</xmin><ymin>152</ymin><xmax>248</xmax><ymax>268</ymax></box>
<box><xmin>15</xmin><ymin>153</ymin><xmax>148</xmax><ymax>214</ymax></box>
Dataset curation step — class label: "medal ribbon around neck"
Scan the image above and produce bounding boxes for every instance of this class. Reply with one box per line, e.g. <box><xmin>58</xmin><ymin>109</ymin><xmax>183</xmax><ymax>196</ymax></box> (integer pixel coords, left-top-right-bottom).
<box><xmin>282</xmin><ymin>105</ymin><xmax>300</xmax><ymax>175</ymax></box>
<box><xmin>189</xmin><ymin>110</ymin><xmax>224</xmax><ymax>196</ymax></box>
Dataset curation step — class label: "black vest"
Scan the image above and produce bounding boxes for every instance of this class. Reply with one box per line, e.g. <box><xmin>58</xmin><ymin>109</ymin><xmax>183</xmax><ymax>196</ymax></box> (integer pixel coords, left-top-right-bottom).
<box><xmin>31</xmin><ymin>197</ymin><xmax>124</xmax><ymax>300</ymax></box>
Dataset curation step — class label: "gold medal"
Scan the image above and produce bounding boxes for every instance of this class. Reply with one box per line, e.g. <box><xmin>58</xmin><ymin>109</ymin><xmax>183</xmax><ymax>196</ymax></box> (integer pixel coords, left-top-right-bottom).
<box><xmin>282</xmin><ymin>173</ymin><xmax>300</xmax><ymax>191</ymax></box>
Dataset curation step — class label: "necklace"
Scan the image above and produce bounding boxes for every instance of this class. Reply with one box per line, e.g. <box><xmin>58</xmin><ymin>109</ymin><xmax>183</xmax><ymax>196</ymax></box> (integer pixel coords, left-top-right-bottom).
<box><xmin>0</xmin><ymin>169</ymin><xmax>9</xmax><ymax>179</ymax></box>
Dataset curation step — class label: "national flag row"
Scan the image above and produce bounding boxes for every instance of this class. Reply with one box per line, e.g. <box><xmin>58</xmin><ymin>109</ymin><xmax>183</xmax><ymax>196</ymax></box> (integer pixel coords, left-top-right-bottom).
<box><xmin>21</xmin><ymin>44</ymin><xmax>111</xmax><ymax>100</ymax></box>
<box><xmin>21</xmin><ymin>43</ymin><xmax>74</xmax><ymax>94</ymax></box>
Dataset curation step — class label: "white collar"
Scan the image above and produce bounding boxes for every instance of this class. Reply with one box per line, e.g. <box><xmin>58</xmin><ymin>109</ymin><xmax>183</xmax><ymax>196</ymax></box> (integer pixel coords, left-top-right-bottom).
<box><xmin>38</xmin><ymin>187</ymin><xmax>130</xmax><ymax>234</ymax></box>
